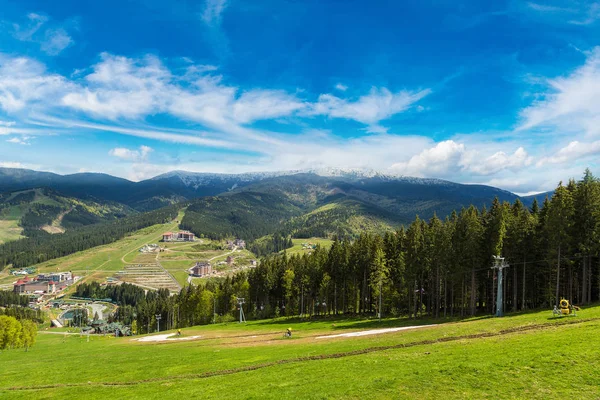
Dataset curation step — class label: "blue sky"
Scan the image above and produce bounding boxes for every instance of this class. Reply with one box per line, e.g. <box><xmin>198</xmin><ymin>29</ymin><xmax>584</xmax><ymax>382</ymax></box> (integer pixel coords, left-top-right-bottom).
<box><xmin>1</xmin><ymin>0</ymin><xmax>600</xmax><ymax>193</ymax></box>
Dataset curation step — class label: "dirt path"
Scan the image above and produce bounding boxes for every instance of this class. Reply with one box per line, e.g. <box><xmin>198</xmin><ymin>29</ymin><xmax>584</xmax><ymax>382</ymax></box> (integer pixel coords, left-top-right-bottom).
<box><xmin>315</xmin><ymin>325</ymin><xmax>434</xmax><ymax>339</ymax></box>
<box><xmin>133</xmin><ymin>334</ymin><xmax>201</xmax><ymax>342</ymax></box>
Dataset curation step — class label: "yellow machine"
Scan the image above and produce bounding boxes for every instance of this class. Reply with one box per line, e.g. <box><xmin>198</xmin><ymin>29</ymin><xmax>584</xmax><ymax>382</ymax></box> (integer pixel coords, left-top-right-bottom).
<box><xmin>560</xmin><ymin>299</ymin><xmax>570</xmax><ymax>315</ymax></box>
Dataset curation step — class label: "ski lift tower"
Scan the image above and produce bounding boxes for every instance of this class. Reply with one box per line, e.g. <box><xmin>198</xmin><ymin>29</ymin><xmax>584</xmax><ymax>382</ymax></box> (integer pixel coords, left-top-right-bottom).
<box><xmin>155</xmin><ymin>313</ymin><xmax>162</xmax><ymax>332</ymax></box>
<box><xmin>492</xmin><ymin>255</ymin><xmax>509</xmax><ymax>317</ymax></box>
<box><xmin>237</xmin><ymin>298</ymin><xmax>246</xmax><ymax>323</ymax></box>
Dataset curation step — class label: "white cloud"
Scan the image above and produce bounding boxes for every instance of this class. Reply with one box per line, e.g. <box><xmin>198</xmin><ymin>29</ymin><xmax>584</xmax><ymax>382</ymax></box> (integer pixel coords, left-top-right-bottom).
<box><xmin>469</xmin><ymin>147</ymin><xmax>533</xmax><ymax>175</ymax></box>
<box><xmin>6</xmin><ymin>136</ymin><xmax>31</xmax><ymax>145</ymax></box>
<box><xmin>232</xmin><ymin>90</ymin><xmax>306</xmax><ymax>123</ymax></box>
<box><xmin>12</xmin><ymin>13</ymin><xmax>48</xmax><ymax>41</ymax></box>
<box><xmin>0</xmin><ymin>120</ymin><xmax>16</xmax><ymax>127</ymax></box>
<box><xmin>9</xmin><ymin>13</ymin><xmax>74</xmax><ymax>55</ymax></box>
<box><xmin>527</xmin><ymin>2</ymin><xmax>575</xmax><ymax>13</ymax></box>
<box><xmin>518</xmin><ymin>47</ymin><xmax>600</xmax><ymax>136</ymax></box>
<box><xmin>389</xmin><ymin>140</ymin><xmax>534</xmax><ymax>179</ymax></box>
<box><xmin>526</xmin><ymin>1</ymin><xmax>600</xmax><ymax>25</ymax></box>
<box><xmin>335</xmin><ymin>83</ymin><xmax>348</xmax><ymax>91</ymax></box>
<box><xmin>62</xmin><ymin>53</ymin><xmax>170</xmax><ymax>119</ymax></box>
<box><xmin>0</xmin><ymin>55</ymin><xmax>71</xmax><ymax>112</ymax></box>
<box><xmin>41</xmin><ymin>28</ymin><xmax>74</xmax><ymax>55</ymax></box>
<box><xmin>569</xmin><ymin>2</ymin><xmax>600</xmax><ymax>25</ymax></box>
<box><xmin>202</xmin><ymin>0</ymin><xmax>228</xmax><ymax>25</ymax></box>
<box><xmin>390</xmin><ymin>140</ymin><xmax>467</xmax><ymax>178</ymax></box>
<box><xmin>51</xmin><ymin>53</ymin><xmax>429</xmax><ymax>142</ymax></box>
<box><xmin>537</xmin><ymin>140</ymin><xmax>600</xmax><ymax>165</ymax></box>
<box><xmin>308</xmin><ymin>87</ymin><xmax>431</xmax><ymax>132</ymax></box>
<box><xmin>0</xmin><ymin>161</ymin><xmax>25</xmax><ymax>168</ymax></box>
<box><xmin>109</xmin><ymin>145</ymin><xmax>153</xmax><ymax>162</ymax></box>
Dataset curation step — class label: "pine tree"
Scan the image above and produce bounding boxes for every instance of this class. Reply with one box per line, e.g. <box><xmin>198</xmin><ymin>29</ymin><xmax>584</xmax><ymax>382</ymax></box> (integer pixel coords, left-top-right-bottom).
<box><xmin>546</xmin><ymin>182</ymin><xmax>574</xmax><ymax>307</ymax></box>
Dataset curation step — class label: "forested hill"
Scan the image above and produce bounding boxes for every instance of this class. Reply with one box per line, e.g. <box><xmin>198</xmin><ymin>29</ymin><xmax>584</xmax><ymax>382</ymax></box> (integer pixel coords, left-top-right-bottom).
<box><xmin>0</xmin><ymin>188</ymin><xmax>135</xmax><ymax>244</ymax></box>
<box><xmin>180</xmin><ymin>173</ymin><xmax>527</xmax><ymax>241</ymax></box>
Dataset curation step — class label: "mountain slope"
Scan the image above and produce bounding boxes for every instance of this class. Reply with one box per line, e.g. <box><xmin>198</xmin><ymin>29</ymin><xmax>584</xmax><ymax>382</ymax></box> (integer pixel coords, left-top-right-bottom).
<box><xmin>0</xmin><ymin>167</ymin><xmax>551</xmax><ymax>241</ymax></box>
<box><xmin>180</xmin><ymin>191</ymin><xmax>303</xmax><ymax>241</ymax></box>
<box><xmin>0</xmin><ymin>188</ymin><xmax>135</xmax><ymax>243</ymax></box>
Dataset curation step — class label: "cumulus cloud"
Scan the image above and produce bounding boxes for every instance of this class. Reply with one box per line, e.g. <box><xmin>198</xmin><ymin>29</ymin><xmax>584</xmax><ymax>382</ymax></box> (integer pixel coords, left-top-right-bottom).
<box><xmin>335</xmin><ymin>83</ymin><xmax>348</xmax><ymax>91</ymax></box>
<box><xmin>389</xmin><ymin>140</ymin><xmax>534</xmax><ymax>179</ymax></box>
<box><xmin>109</xmin><ymin>145</ymin><xmax>153</xmax><ymax>162</ymax></box>
<box><xmin>390</xmin><ymin>140</ymin><xmax>467</xmax><ymax>178</ymax></box>
<box><xmin>469</xmin><ymin>147</ymin><xmax>533</xmax><ymax>175</ymax></box>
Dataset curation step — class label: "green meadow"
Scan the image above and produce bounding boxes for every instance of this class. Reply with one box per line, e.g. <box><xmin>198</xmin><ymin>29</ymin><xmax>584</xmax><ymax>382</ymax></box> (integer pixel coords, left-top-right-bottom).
<box><xmin>2</xmin><ymin>305</ymin><xmax>599</xmax><ymax>399</ymax></box>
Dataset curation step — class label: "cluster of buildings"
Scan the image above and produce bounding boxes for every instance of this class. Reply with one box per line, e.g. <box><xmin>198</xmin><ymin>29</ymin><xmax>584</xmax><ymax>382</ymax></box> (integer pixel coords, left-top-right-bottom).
<box><xmin>13</xmin><ymin>272</ymin><xmax>75</xmax><ymax>296</ymax></box>
<box><xmin>162</xmin><ymin>230</ymin><xmax>195</xmax><ymax>242</ymax></box>
<box><xmin>226</xmin><ymin>238</ymin><xmax>246</xmax><ymax>249</ymax></box>
<box><xmin>191</xmin><ymin>262</ymin><xmax>212</xmax><ymax>277</ymax></box>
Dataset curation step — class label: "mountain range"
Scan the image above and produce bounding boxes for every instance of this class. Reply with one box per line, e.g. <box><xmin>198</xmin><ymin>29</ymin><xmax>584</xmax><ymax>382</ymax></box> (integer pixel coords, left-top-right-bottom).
<box><xmin>0</xmin><ymin>167</ymin><xmax>552</xmax><ymax>243</ymax></box>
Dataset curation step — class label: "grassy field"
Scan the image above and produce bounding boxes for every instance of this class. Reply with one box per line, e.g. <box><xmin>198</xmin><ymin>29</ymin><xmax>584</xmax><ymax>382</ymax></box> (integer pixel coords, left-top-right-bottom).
<box><xmin>285</xmin><ymin>237</ymin><xmax>334</xmax><ymax>255</ymax></box>
<box><xmin>2</xmin><ymin>306</ymin><xmax>600</xmax><ymax>399</ymax></box>
<box><xmin>0</xmin><ymin>218</ymin><xmax>24</xmax><ymax>243</ymax></box>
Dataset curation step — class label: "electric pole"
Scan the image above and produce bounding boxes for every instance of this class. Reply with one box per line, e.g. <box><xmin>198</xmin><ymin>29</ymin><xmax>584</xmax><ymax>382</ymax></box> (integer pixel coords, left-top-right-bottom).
<box><xmin>155</xmin><ymin>313</ymin><xmax>161</xmax><ymax>332</ymax></box>
<box><xmin>492</xmin><ymin>256</ymin><xmax>509</xmax><ymax>317</ymax></box>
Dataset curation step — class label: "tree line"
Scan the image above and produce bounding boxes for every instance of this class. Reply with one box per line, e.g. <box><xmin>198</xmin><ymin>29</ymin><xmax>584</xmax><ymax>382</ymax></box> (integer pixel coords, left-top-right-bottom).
<box><xmin>78</xmin><ymin>170</ymin><xmax>600</xmax><ymax>329</ymax></box>
<box><xmin>0</xmin><ymin>205</ymin><xmax>180</xmax><ymax>269</ymax></box>
<box><xmin>249</xmin><ymin>232</ymin><xmax>294</xmax><ymax>257</ymax></box>
<box><xmin>244</xmin><ymin>170</ymin><xmax>600</xmax><ymax>319</ymax></box>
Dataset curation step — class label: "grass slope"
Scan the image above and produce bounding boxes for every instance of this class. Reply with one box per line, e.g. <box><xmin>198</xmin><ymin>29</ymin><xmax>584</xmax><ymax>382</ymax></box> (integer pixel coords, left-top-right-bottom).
<box><xmin>0</xmin><ymin>213</ymin><xmax>184</xmax><ymax>287</ymax></box>
<box><xmin>2</xmin><ymin>306</ymin><xmax>600</xmax><ymax>398</ymax></box>
<box><xmin>0</xmin><ymin>211</ymin><xmax>260</xmax><ymax>289</ymax></box>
